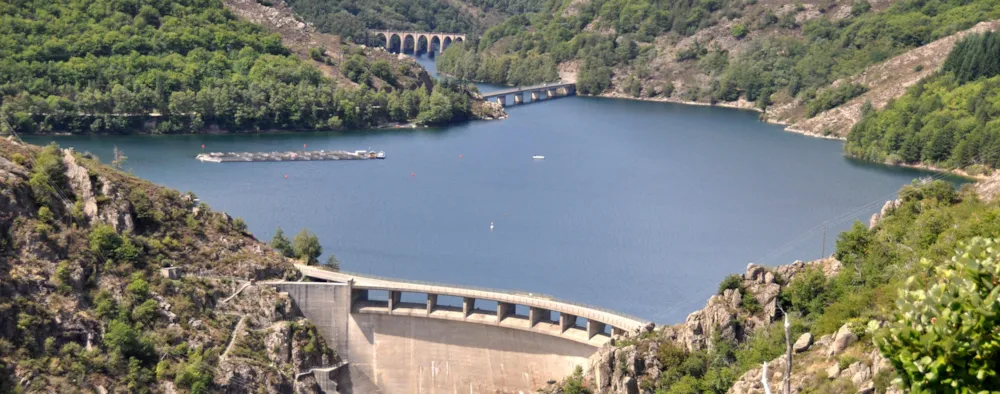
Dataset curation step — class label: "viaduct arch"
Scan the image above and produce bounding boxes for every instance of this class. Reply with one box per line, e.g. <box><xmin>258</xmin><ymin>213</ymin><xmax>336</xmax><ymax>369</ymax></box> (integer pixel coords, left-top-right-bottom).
<box><xmin>268</xmin><ymin>265</ymin><xmax>650</xmax><ymax>393</ymax></box>
<box><xmin>371</xmin><ymin>30</ymin><xmax>466</xmax><ymax>54</ymax></box>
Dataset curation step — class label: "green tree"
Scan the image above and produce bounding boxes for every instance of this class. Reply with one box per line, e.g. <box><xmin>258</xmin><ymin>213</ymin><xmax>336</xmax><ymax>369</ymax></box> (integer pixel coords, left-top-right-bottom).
<box><xmin>878</xmin><ymin>237</ymin><xmax>1000</xmax><ymax>392</ymax></box>
<box><xmin>292</xmin><ymin>228</ymin><xmax>322</xmax><ymax>264</ymax></box>
<box><xmin>271</xmin><ymin>227</ymin><xmax>294</xmax><ymax>257</ymax></box>
<box><xmin>325</xmin><ymin>254</ymin><xmax>341</xmax><ymax>271</ymax></box>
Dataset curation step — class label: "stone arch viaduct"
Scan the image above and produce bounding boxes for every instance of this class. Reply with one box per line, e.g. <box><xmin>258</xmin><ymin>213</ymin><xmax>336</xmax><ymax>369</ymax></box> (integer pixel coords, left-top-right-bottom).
<box><xmin>371</xmin><ymin>30</ymin><xmax>466</xmax><ymax>54</ymax></box>
<box><xmin>268</xmin><ymin>264</ymin><xmax>650</xmax><ymax>393</ymax></box>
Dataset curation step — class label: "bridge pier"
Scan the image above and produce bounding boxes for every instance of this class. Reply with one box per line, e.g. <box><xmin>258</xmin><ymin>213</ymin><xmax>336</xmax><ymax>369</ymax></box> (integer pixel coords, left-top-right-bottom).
<box><xmin>513</xmin><ymin>94</ymin><xmax>523</xmax><ymax>105</ymax></box>
<box><xmin>388</xmin><ymin>290</ymin><xmax>401</xmax><ymax>314</ymax></box>
<box><xmin>530</xmin><ymin>91</ymin><xmax>541</xmax><ymax>102</ymax></box>
<box><xmin>426</xmin><ymin>294</ymin><xmax>437</xmax><ymax>315</ymax></box>
<box><xmin>529</xmin><ymin>307</ymin><xmax>549</xmax><ymax>327</ymax></box>
<box><xmin>497</xmin><ymin>302</ymin><xmax>515</xmax><ymax>324</ymax></box>
<box><xmin>463</xmin><ymin>297</ymin><xmax>475</xmax><ymax>318</ymax></box>
<box><xmin>496</xmin><ymin>96</ymin><xmax>506</xmax><ymax>106</ymax></box>
<box><xmin>560</xmin><ymin>314</ymin><xmax>577</xmax><ymax>333</ymax></box>
<box><xmin>587</xmin><ymin>320</ymin><xmax>606</xmax><ymax>340</ymax></box>
<box><xmin>547</xmin><ymin>89</ymin><xmax>556</xmax><ymax>98</ymax></box>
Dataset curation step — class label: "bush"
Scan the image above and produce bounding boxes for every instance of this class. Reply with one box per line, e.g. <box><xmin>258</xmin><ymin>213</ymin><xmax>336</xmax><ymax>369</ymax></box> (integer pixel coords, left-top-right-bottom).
<box><xmin>717</xmin><ymin>274</ymin><xmax>743</xmax><ymax>295</ymax></box>
<box><xmin>741</xmin><ymin>293</ymin><xmax>762</xmax><ymax>314</ymax></box>
<box><xmin>232</xmin><ymin>217</ymin><xmax>247</xmax><ymax>232</ymax></box>
<box><xmin>838</xmin><ymin>355</ymin><xmax>858</xmax><ymax>370</ymax></box>
<box><xmin>877</xmin><ymin>237</ymin><xmax>1000</xmax><ymax>391</ymax></box>
<box><xmin>730</xmin><ymin>24</ymin><xmax>748</xmax><ymax>39</ymax></box>
<box><xmin>89</xmin><ymin>224</ymin><xmax>122</xmax><ymax>257</ymax></box>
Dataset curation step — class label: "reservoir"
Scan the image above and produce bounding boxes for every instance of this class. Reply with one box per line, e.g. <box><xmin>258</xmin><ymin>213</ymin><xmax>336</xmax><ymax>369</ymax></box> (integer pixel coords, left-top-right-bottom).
<box><xmin>25</xmin><ymin>56</ymin><xmax>959</xmax><ymax>323</ymax></box>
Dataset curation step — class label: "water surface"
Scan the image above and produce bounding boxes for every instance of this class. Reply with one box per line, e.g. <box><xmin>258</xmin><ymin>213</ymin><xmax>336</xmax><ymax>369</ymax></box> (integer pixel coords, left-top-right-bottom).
<box><xmin>25</xmin><ymin>56</ymin><xmax>960</xmax><ymax>322</ymax></box>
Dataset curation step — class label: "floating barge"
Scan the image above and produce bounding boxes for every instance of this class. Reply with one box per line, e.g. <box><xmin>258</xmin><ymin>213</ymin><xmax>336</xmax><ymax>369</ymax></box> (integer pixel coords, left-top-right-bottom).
<box><xmin>196</xmin><ymin>150</ymin><xmax>385</xmax><ymax>163</ymax></box>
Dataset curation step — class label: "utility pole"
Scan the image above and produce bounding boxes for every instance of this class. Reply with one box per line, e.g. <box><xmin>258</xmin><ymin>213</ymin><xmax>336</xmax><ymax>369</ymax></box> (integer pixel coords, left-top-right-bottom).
<box><xmin>821</xmin><ymin>226</ymin><xmax>827</xmax><ymax>259</ymax></box>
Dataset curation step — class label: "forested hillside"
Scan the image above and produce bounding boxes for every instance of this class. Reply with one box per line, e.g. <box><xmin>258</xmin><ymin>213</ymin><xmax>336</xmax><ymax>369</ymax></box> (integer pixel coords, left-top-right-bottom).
<box><xmin>438</xmin><ymin>0</ymin><xmax>1000</xmax><ymax>109</ymax></box>
<box><xmin>847</xmin><ymin>31</ymin><xmax>1000</xmax><ymax>173</ymax></box>
<box><xmin>0</xmin><ymin>0</ymin><xmax>485</xmax><ymax>135</ymax></box>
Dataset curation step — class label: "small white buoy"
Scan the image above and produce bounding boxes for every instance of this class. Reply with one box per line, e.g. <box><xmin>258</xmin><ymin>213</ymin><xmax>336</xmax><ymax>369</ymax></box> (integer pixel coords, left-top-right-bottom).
<box><xmin>490</xmin><ymin>221</ymin><xmax>494</xmax><ymax>231</ymax></box>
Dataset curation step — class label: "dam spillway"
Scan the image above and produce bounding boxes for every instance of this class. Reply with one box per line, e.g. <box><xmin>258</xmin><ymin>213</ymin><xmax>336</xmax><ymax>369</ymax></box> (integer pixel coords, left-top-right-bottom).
<box><xmin>268</xmin><ymin>265</ymin><xmax>651</xmax><ymax>393</ymax></box>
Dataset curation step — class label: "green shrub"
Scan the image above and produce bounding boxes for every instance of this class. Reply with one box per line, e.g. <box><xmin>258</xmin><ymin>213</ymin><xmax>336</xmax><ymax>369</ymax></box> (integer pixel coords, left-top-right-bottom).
<box><xmin>730</xmin><ymin>24</ymin><xmax>748</xmax><ymax>39</ymax></box>
<box><xmin>232</xmin><ymin>217</ymin><xmax>248</xmax><ymax>232</ymax></box>
<box><xmin>11</xmin><ymin>153</ymin><xmax>25</xmax><ymax>165</ymax></box>
<box><xmin>89</xmin><ymin>224</ymin><xmax>122</xmax><ymax>257</ymax></box>
<box><xmin>717</xmin><ymin>274</ymin><xmax>743</xmax><ymax>295</ymax></box>
<box><xmin>877</xmin><ymin>237</ymin><xmax>1000</xmax><ymax>391</ymax></box>
<box><xmin>741</xmin><ymin>293</ymin><xmax>762</xmax><ymax>314</ymax></box>
<box><xmin>838</xmin><ymin>355</ymin><xmax>858</xmax><ymax>370</ymax></box>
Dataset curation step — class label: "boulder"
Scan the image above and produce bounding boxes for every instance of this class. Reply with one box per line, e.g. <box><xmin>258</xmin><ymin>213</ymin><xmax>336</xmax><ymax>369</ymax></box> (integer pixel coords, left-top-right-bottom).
<box><xmin>793</xmin><ymin>332</ymin><xmax>813</xmax><ymax>353</ymax></box>
<box><xmin>826</xmin><ymin>364</ymin><xmax>841</xmax><ymax>379</ymax></box>
<box><xmin>858</xmin><ymin>381</ymin><xmax>875</xmax><ymax>394</ymax></box>
<box><xmin>828</xmin><ymin>324</ymin><xmax>857</xmax><ymax>356</ymax></box>
<box><xmin>845</xmin><ymin>361</ymin><xmax>872</xmax><ymax>387</ymax></box>
<box><xmin>816</xmin><ymin>334</ymin><xmax>833</xmax><ymax>348</ymax></box>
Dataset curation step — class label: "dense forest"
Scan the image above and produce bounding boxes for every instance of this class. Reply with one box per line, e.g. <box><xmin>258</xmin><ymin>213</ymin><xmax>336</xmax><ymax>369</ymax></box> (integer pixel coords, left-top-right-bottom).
<box><xmin>438</xmin><ymin>0</ymin><xmax>1000</xmax><ymax>104</ymax></box>
<box><xmin>283</xmin><ymin>0</ymin><xmax>479</xmax><ymax>43</ymax></box>
<box><xmin>0</xmin><ymin>0</ymin><xmax>475</xmax><ymax>135</ymax></box>
<box><xmin>847</xmin><ymin>31</ymin><xmax>1000</xmax><ymax>172</ymax></box>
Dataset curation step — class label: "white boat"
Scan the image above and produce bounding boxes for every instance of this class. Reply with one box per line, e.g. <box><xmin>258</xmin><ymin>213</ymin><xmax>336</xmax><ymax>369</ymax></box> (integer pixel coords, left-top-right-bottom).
<box><xmin>532</xmin><ymin>155</ymin><xmax>545</xmax><ymax>160</ymax></box>
<box><xmin>376</xmin><ymin>151</ymin><xmax>386</xmax><ymax>159</ymax></box>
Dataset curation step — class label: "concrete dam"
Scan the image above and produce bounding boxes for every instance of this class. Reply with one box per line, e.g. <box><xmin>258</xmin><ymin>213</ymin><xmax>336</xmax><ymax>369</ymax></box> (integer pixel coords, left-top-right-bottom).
<box><xmin>270</xmin><ymin>265</ymin><xmax>649</xmax><ymax>393</ymax></box>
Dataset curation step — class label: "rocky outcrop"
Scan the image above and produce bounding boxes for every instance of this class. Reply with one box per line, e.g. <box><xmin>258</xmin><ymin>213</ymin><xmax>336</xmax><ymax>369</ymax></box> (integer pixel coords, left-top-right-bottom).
<box><xmin>976</xmin><ymin>172</ymin><xmax>1000</xmax><ymax>202</ymax></box>
<box><xmin>869</xmin><ymin>199</ymin><xmax>901</xmax><ymax>228</ymax></box>
<box><xmin>62</xmin><ymin>150</ymin><xmax>99</xmax><ymax>221</ymax></box>
<box><xmin>97</xmin><ymin>175</ymin><xmax>135</xmax><ymax>232</ymax></box>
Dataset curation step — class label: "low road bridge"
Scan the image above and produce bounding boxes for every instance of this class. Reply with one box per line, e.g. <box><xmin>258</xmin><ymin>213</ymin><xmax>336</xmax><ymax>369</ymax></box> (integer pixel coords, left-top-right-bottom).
<box><xmin>371</xmin><ymin>30</ymin><xmax>466</xmax><ymax>54</ymax></box>
<box><xmin>481</xmin><ymin>82</ymin><xmax>577</xmax><ymax>107</ymax></box>
<box><xmin>268</xmin><ymin>265</ymin><xmax>651</xmax><ymax>393</ymax></box>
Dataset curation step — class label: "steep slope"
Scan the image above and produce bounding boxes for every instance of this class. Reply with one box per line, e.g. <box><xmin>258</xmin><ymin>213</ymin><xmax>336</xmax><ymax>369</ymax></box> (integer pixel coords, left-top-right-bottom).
<box><xmin>542</xmin><ymin>179</ymin><xmax>1000</xmax><ymax>393</ymax></box>
<box><xmin>0</xmin><ymin>138</ymin><xmax>335</xmax><ymax>393</ymax></box>
<box><xmin>776</xmin><ymin>20</ymin><xmax>1000</xmax><ymax>139</ymax></box>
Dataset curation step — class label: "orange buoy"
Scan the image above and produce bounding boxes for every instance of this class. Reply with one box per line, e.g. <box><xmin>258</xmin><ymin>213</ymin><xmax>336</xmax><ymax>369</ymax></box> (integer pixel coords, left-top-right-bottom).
<box><xmin>201</xmin><ymin>144</ymin><xmax>205</xmax><ymax>149</ymax></box>
<box><xmin>459</xmin><ymin>154</ymin><xmax>463</xmax><ymax>159</ymax></box>
<box><xmin>284</xmin><ymin>174</ymin><xmax>288</xmax><ymax>179</ymax></box>
<box><xmin>304</xmin><ymin>144</ymin><xmax>307</xmax><ymax>149</ymax></box>
<box><xmin>411</xmin><ymin>172</ymin><xmax>415</xmax><ymax>177</ymax></box>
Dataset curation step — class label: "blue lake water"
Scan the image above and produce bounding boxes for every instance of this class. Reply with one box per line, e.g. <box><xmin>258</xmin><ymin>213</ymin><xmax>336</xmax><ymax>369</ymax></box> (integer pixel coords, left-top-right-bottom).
<box><xmin>25</xmin><ymin>55</ymin><xmax>960</xmax><ymax>323</ymax></box>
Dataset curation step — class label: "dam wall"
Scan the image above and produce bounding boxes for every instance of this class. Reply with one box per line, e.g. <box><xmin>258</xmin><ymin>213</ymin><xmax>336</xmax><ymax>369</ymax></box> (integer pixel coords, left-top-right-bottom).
<box><xmin>271</xmin><ymin>282</ymin><xmax>351</xmax><ymax>357</ymax></box>
<box><xmin>346</xmin><ymin>312</ymin><xmax>595</xmax><ymax>393</ymax></box>
<box><xmin>272</xmin><ymin>268</ymin><xmax>649</xmax><ymax>393</ymax></box>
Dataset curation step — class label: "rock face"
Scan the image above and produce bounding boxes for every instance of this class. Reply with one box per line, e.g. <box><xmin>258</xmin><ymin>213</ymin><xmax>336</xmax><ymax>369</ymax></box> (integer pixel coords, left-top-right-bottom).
<box><xmin>62</xmin><ymin>150</ymin><xmax>99</xmax><ymax>221</ymax></box>
<box><xmin>869</xmin><ymin>199</ymin><xmax>901</xmax><ymax>228</ymax></box>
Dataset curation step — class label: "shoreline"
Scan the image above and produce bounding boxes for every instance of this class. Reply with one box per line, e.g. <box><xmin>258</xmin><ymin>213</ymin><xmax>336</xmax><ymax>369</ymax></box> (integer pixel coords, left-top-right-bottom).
<box><xmin>596</xmin><ymin>91</ymin><xmax>988</xmax><ymax>181</ymax></box>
